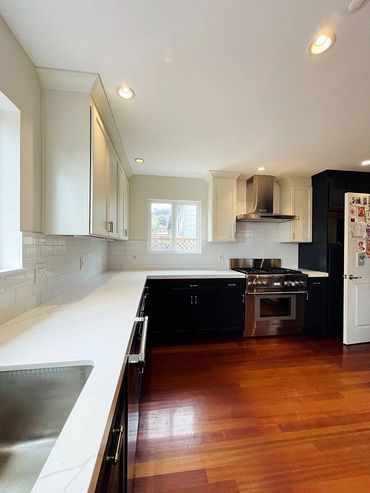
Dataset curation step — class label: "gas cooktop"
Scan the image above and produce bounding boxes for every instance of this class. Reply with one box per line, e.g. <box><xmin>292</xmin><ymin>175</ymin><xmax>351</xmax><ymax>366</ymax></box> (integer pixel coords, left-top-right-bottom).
<box><xmin>232</xmin><ymin>267</ymin><xmax>302</xmax><ymax>275</ymax></box>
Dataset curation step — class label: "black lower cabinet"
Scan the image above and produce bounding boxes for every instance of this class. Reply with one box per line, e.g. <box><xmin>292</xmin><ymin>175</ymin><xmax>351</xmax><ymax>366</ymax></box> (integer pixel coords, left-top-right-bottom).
<box><xmin>147</xmin><ymin>278</ymin><xmax>245</xmax><ymax>343</ymax></box>
<box><xmin>95</xmin><ymin>375</ymin><xmax>127</xmax><ymax>493</ymax></box>
<box><xmin>304</xmin><ymin>277</ymin><xmax>328</xmax><ymax>335</ymax></box>
<box><xmin>219</xmin><ymin>280</ymin><xmax>245</xmax><ymax>334</ymax></box>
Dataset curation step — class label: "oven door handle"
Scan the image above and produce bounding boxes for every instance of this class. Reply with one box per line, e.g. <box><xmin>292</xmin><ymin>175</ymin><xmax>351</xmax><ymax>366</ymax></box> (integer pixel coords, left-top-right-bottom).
<box><xmin>247</xmin><ymin>291</ymin><xmax>307</xmax><ymax>296</ymax></box>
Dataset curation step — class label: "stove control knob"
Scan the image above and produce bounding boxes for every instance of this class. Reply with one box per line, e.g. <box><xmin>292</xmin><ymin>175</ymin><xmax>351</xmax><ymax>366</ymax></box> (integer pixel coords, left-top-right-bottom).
<box><xmin>257</xmin><ymin>280</ymin><xmax>262</xmax><ymax>285</ymax></box>
<box><xmin>263</xmin><ymin>280</ymin><xmax>268</xmax><ymax>285</ymax></box>
<box><xmin>284</xmin><ymin>280</ymin><xmax>290</xmax><ymax>286</ymax></box>
<box><xmin>291</xmin><ymin>281</ymin><xmax>296</xmax><ymax>287</ymax></box>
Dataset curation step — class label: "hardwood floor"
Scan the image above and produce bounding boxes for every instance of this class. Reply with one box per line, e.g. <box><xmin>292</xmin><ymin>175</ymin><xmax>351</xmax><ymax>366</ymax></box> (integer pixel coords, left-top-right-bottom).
<box><xmin>133</xmin><ymin>337</ymin><xmax>370</xmax><ymax>492</ymax></box>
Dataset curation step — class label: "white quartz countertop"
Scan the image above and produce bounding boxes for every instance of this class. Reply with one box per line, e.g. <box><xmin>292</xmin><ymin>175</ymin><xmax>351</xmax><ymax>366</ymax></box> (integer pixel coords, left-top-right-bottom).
<box><xmin>0</xmin><ymin>269</ymin><xmax>243</xmax><ymax>493</ymax></box>
<box><xmin>299</xmin><ymin>269</ymin><xmax>329</xmax><ymax>278</ymax></box>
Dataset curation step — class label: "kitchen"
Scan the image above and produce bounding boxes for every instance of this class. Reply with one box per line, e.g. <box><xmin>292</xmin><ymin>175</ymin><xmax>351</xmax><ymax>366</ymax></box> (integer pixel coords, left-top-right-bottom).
<box><xmin>0</xmin><ymin>1</ymin><xmax>370</xmax><ymax>492</ymax></box>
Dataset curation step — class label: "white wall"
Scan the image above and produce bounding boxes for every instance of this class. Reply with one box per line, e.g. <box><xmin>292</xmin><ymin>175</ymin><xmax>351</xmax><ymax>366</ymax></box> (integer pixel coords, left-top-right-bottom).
<box><xmin>0</xmin><ymin>17</ymin><xmax>109</xmax><ymax>327</ymax></box>
<box><xmin>0</xmin><ymin>15</ymin><xmax>42</xmax><ymax>233</ymax></box>
<box><xmin>109</xmin><ymin>174</ymin><xmax>298</xmax><ymax>270</ymax></box>
<box><xmin>129</xmin><ymin>175</ymin><xmax>208</xmax><ymax>241</ymax></box>
<box><xmin>0</xmin><ymin>233</ymin><xmax>108</xmax><ymax>326</ymax></box>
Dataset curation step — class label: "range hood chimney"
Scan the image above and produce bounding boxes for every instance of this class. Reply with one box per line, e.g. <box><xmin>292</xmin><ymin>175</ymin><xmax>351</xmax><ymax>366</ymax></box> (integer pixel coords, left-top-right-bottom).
<box><xmin>237</xmin><ymin>175</ymin><xmax>296</xmax><ymax>222</ymax></box>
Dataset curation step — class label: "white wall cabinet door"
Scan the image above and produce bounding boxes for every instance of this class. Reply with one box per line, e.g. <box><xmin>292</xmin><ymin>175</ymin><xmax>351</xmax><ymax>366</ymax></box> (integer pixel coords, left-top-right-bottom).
<box><xmin>90</xmin><ymin>106</ymin><xmax>109</xmax><ymax>237</ymax></box>
<box><xmin>123</xmin><ymin>172</ymin><xmax>129</xmax><ymax>239</ymax></box>
<box><xmin>107</xmin><ymin>143</ymin><xmax>119</xmax><ymax>239</ymax></box>
<box><xmin>117</xmin><ymin>165</ymin><xmax>129</xmax><ymax>240</ymax></box>
<box><xmin>278</xmin><ymin>177</ymin><xmax>312</xmax><ymax>243</ymax></box>
<box><xmin>208</xmin><ymin>176</ymin><xmax>237</xmax><ymax>242</ymax></box>
<box><xmin>291</xmin><ymin>187</ymin><xmax>312</xmax><ymax>243</ymax></box>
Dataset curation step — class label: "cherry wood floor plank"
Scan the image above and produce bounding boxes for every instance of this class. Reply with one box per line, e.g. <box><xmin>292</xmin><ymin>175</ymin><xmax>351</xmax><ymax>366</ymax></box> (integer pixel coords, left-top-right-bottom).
<box><xmin>134</xmin><ymin>337</ymin><xmax>370</xmax><ymax>492</ymax></box>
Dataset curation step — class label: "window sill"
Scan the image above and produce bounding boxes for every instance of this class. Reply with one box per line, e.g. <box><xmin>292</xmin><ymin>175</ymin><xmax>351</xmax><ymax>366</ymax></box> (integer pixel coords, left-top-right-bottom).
<box><xmin>0</xmin><ymin>267</ymin><xmax>26</xmax><ymax>278</ymax></box>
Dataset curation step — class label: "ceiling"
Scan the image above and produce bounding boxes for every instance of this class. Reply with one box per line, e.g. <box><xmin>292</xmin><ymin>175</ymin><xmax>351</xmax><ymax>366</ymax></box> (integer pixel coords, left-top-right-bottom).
<box><xmin>0</xmin><ymin>0</ymin><xmax>369</xmax><ymax>178</ymax></box>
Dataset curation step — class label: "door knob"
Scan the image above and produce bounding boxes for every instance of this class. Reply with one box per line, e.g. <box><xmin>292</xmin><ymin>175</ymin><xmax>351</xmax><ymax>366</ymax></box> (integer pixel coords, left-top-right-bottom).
<box><xmin>348</xmin><ymin>274</ymin><xmax>362</xmax><ymax>280</ymax></box>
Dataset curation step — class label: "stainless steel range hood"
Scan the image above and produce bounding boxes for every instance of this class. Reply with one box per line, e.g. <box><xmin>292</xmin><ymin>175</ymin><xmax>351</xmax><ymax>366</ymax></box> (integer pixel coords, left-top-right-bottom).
<box><xmin>237</xmin><ymin>175</ymin><xmax>296</xmax><ymax>222</ymax></box>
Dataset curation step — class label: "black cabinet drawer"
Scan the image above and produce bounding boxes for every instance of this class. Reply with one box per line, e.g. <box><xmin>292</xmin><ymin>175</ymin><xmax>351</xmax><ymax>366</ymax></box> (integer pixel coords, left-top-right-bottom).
<box><xmin>219</xmin><ymin>278</ymin><xmax>245</xmax><ymax>291</ymax></box>
<box><xmin>167</xmin><ymin>279</ymin><xmax>217</xmax><ymax>291</ymax></box>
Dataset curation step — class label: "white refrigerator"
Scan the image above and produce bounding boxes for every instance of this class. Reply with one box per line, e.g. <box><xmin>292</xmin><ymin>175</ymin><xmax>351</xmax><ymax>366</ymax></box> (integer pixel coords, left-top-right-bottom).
<box><xmin>343</xmin><ymin>192</ymin><xmax>370</xmax><ymax>344</ymax></box>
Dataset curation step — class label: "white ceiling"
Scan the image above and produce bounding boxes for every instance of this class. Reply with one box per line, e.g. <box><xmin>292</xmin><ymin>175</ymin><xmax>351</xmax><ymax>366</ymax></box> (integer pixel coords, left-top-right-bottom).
<box><xmin>0</xmin><ymin>0</ymin><xmax>369</xmax><ymax>178</ymax></box>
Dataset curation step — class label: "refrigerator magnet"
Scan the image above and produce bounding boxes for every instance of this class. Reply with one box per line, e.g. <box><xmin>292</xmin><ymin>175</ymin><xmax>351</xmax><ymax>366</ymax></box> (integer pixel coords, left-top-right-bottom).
<box><xmin>366</xmin><ymin>237</ymin><xmax>370</xmax><ymax>258</ymax></box>
<box><xmin>358</xmin><ymin>252</ymin><xmax>366</xmax><ymax>267</ymax></box>
<box><xmin>350</xmin><ymin>206</ymin><xmax>357</xmax><ymax>219</ymax></box>
<box><xmin>351</xmin><ymin>196</ymin><xmax>361</xmax><ymax>205</ymax></box>
<box><xmin>357</xmin><ymin>206</ymin><xmax>366</xmax><ymax>219</ymax></box>
<box><xmin>363</xmin><ymin>196</ymin><xmax>368</xmax><ymax>206</ymax></box>
<box><xmin>357</xmin><ymin>239</ymin><xmax>366</xmax><ymax>252</ymax></box>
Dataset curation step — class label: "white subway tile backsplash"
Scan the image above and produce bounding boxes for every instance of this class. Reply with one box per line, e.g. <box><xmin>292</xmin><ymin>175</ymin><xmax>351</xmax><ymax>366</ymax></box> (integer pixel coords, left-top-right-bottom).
<box><xmin>0</xmin><ymin>232</ymin><xmax>108</xmax><ymax>328</ymax></box>
<box><xmin>108</xmin><ymin>222</ymin><xmax>298</xmax><ymax>271</ymax></box>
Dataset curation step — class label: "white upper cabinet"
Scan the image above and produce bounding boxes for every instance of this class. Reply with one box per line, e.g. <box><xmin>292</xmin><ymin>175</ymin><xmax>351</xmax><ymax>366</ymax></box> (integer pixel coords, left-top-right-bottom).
<box><xmin>90</xmin><ymin>105</ymin><xmax>109</xmax><ymax>237</ymax></box>
<box><xmin>278</xmin><ymin>176</ymin><xmax>312</xmax><ymax>243</ymax></box>
<box><xmin>107</xmin><ymin>141</ymin><xmax>119</xmax><ymax>239</ymax></box>
<box><xmin>207</xmin><ymin>171</ymin><xmax>239</xmax><ymax>242</ymax></box>
<box><xmin>117</xmin><ymin>163</ymin><xmax>129</xmax><ymax>240</ymax></box>
<box><xmin>39</xmin><ymin>68</ymin><xmax>130</xmax><ymax>239</ymax></box>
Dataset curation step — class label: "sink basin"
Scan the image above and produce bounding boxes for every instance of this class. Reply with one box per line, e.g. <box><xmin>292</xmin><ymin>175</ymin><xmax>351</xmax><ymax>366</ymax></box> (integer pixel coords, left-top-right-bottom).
<box><xmin>0</xmin><ymin>364</ymin><xmax>93</xmax><ymax>493</ymax></box>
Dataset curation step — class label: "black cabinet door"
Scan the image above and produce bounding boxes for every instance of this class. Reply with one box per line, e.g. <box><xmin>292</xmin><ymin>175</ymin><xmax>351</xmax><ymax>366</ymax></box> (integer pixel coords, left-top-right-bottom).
<box><xmin>192</xmin><ymin>290</ymin><xmax>218</xmax><ymax>333</ymax></box>
<box><xmin>169</xmin><ymin>291</ymin><xmax>195</xmax><ymax>335</ymax></box>
<box><xmin>145</xmin><ymin>280</ymin><xmax>168</xmax><ymax>340</ymax></box>
<box><xmin>304</xmin><ymin>278</ymin><xmax>328</xmax><ymax>335</ymax></box>
<box><xmin>95</xmin><ymin>377</ymin><xmax>126</xmax><ymax>493</ymax></box>
<box><xmin>219</xmin><ymin>291</ymin><xmax>245</xmax><ymax>334</ymax></box>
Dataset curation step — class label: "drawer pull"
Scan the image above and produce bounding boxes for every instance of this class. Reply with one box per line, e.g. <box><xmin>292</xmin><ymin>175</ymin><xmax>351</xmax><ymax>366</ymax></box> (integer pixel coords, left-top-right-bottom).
<box><xmin>311</xmin><ymin>282</ymin><xmax>321</xmax><ymax>285</ymax></box>
<box><xmin>227</xmin><ymin>283</ymin><xmax>237</xmax><ymax>287</ymax></box>
<box><xmin>189</xmin><ymin>284</ymin><xmax>198</xmax><ymax>288</ymax></box>
<box><xmin>106</xmin><ymin>425</ymin><xmax>124</xmax><ymax>464</ymax></box>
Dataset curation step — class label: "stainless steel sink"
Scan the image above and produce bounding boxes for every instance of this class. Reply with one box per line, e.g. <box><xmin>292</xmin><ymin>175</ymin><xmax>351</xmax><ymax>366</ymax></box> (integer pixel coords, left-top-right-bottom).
<box><xmin>0</xmin><ymin>364</ymin><xmax>93</xmax><ymax>493</ymax></box>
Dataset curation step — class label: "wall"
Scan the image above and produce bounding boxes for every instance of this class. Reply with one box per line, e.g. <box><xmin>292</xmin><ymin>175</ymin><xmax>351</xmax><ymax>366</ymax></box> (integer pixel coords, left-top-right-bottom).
<box><xmin>129</xmin><ymin>175</ymin><xmax>208</xmax><ymax>241</ymax></box>
<box><xmin>108</xmin><ymin>222</ymin><xmax>298</xmax><ymax>270</ymax></box>
<box><xmin>110</xmin><ymin>173</ymin><xmax>298</xmax><ymax>269</ymax></box>
<box><xmin>0</xmin><ymin>15</ymin><xmax>42</xmax><ymax>233</ymax></box>
<box><xmin>0</xmin><ymin>17</ymin><xmax>109</xmax><ymax>327</ymax></box>
<box><xmin>0</xmin><ymin>233</ymin><xmax>107</xmax><ymax>326</ymax></box>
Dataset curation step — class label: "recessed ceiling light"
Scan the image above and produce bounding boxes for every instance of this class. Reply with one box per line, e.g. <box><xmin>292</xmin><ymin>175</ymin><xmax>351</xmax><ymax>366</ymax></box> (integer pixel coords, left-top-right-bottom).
<box><xmin>257</xmin><ymin>166</ymin><xmax>266</xmax><ymax>172</ymax></box>
<box><xmin>309</xmin><ymin>32</ymin><xmax>336</xmax><ymax>55</ymax></box>
<box><xmin>361</xmin><ymin>160</ymin><xmax>370</xmax><ymax>166</ymax></box>
<box><xmin>134</xmin><ymin>158</ymin><xmax>144</xmax><ymax>164</ymax></box>
<box><xmin>117</xmin><ymin>86</ymin><xmax>135</xmax><ymax>100</ymax></box>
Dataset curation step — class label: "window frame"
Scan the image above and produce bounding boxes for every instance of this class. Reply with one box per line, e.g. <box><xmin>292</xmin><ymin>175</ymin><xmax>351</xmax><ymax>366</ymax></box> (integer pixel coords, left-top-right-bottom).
<box><xmin>147</xmin><ymin>199</ymin><xmax>201</xmax><ymax>254</ymax></box>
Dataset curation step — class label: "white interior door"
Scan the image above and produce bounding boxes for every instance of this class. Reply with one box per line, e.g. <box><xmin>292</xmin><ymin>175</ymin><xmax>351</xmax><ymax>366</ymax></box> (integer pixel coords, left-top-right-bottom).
<box><xmin>343</xmin><ymin>192</ymin><xmax>370</xmax><ymax>344</ymax></box>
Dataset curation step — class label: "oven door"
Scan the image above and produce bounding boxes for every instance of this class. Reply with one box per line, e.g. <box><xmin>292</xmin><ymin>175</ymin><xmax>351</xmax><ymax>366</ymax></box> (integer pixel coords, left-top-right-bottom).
<box><xmin>245</xmin><ymin>292</ymin><xmax>305</xmax><ymax>337</ymax></box>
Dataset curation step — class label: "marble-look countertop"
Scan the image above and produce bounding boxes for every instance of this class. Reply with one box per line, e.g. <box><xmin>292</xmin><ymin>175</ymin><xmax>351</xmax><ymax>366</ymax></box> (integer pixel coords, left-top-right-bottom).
<box><xmin>0</xmin><ymin>269</ymin><xmax>244</xmax><ymax>493</ymax></box>
<box><xmin>298</xmin><ymin>269</ymin><xmax>329</xmax><ymax>278</ymax></box>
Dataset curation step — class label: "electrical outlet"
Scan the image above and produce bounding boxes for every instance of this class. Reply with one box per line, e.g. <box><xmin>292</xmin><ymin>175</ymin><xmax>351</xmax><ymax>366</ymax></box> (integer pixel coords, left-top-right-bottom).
<box><xmin>217</xmin><ymin>253</ymin><xmax>224</xmax><ymax>262</ymax></box>
<box><xmin>34</xmin><ymin>261</ymin><xmax>47</xmax><ymax>284</ymax></box>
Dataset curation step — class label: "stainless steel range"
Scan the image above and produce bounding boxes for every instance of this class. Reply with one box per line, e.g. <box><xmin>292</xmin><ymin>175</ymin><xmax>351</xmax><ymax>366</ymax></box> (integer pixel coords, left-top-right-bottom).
<box><xmin>230</xmin><ymin>258</ymin><xmax>308</xmax><ymax>337</ymax></box>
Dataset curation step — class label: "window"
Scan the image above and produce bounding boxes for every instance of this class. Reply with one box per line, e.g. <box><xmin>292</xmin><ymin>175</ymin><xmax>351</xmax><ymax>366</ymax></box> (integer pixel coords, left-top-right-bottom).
<box><xmin>149</xmin><ymin>200</ymin><xmax>201</xmax><ymax>253</ymax></box>
<box><xmin>0</xmin><ymin>91</ymin><xmax>21</xmax><ymax>270</ymax></box>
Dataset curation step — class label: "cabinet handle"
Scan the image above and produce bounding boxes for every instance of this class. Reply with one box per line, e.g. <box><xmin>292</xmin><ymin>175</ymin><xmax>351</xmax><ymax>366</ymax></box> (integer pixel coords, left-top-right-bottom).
<box><xmin>195</xmin><ymin>295</ymin><xmax>198</xmax><ymax>304</ymax></box>
<box><xmin>129</xmin><ymin>316</ymin><xmax>149</xmax><ymax>373</ymax></box>
<box><xmin>107</xmin><ymin>220</ymin><xmax>114</xmax><ymax>233</ymax></box>
<box><xmin>311</xmin><ymin>282</ymin><xmax>321</xmax><ymax>285</ymax></box>
<box><xmin>123</xmin><ymin>228</ymin><xmax>128</xmax><ymax>236</ymax></box>
<box><xmin>106</xmin><ymin>425</ymin><xmax>124</xmax><ymax>464</ymax></box>
<box><xmin>189</xmin><ymin>284</ymin><xmax>198</xmax><ymax>288</ymax></box>
<box><xmin>228</xmin><ymin>283</ymin><xmax>236</xmax><ymax>287</ymax></box>
<box><xmin>190</xmin><ymin>295</ymin><xmax>193</xmax><ymax>304</ymax></box>
<box><xmin>242</xmin><ymin>294</ymin><xmax>245</xmax><ymax>303</ymax></box>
